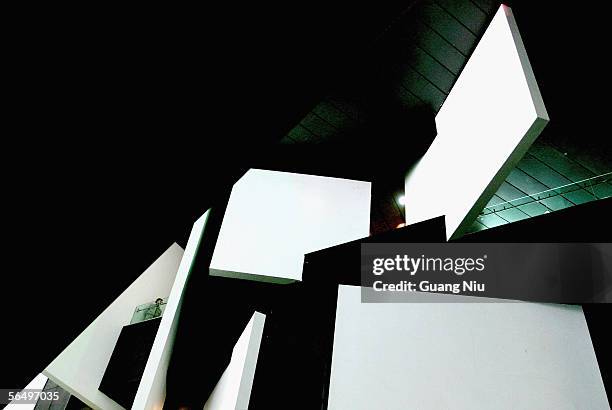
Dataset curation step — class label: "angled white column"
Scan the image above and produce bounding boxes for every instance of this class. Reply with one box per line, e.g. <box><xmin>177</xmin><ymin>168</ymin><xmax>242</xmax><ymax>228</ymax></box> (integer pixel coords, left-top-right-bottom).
<box><xmin>43</xmin><ymin>243</ymin><xmax>184</xmax><ymax>410</ymax></box>
<box><xmin>404</xmin><ymin>5</ymin><xmax>549</xmax><ymax>240</ymax></box>
<box><xmin>203</xmin><ymin>312</ymin><xmax>266</xmax><ymax>410</ymax></box>
<box><xmin>133</xmin><ymin>211</ymin><xmax>210</xmax><ymax>410</ymax></box>
<box><xmin>328</xmin><ymin>285</ymin><xmax>609</xmax><ymax>410</ymax></box>
<box><xmin>210</xmin><ymin>169</ymin><xmax>371</xmax><ymax>283</ymax></box>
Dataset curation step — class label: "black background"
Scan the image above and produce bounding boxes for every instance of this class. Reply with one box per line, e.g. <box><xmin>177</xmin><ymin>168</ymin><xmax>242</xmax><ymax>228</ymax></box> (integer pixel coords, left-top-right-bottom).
<box><xmin>2</xmin><ymin>0</ymin><xmax>610</xmax><ymax>405</ymax></box>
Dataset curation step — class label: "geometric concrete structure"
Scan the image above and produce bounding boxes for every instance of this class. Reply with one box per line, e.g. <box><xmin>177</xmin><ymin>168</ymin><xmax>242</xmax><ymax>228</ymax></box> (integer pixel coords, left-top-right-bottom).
<box><xmin>8</xmin><ymin>4</ymin><xmax>611</xmax><ymax>410</ymax></box>
<box><xmin>204</xmin><ymin>312</ymin><xmax>266</xmax><ymax>410</ymax></box>
<box><xmin>43</xmin><ymin>244</ymin><xmax>185</xmax><ymax>410</ymax></box>
<box><xmin>211</xmin><ymin>169</ymin><xmax>371</xmax><ymax>283</ymax></box>
<box><xmin>133</xmin><ymin>211</ymin><xmax>210</xmax><ymax>410</ymax></box>
<box><xmin>405</xmin><ymin>5</ymin><xmax>549</xmax><ymax>240</ymax></box>
<box><xmin>328</xmin><ymin>285</ymin><xmax>609</xmax><ymax>410</ymax></box>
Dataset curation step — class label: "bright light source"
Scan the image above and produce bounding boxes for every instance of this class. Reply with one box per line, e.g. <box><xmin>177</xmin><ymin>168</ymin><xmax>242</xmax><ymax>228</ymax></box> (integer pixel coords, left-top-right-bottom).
<box><xmin>397</xmin><ymin>195</ymin><xmax>405</xmax><ymax>206</ymax></box>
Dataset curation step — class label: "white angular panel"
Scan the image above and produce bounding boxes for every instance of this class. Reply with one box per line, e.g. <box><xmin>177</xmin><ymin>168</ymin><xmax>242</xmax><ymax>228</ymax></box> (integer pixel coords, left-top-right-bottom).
<box><xmin>210</xmin><ymin>169</ymin><xmax>371</xmax><ymax>282</ymax></box>
<box><xmin>404</xmin><ymin>5</ymin><xmax>549</xmax><ymax>240</ymax></box>
<box><xmin>328</xmin><ymin>286</ymin><xmax>609</xmax><ymax>410</ymax></box>
<box><xmin>133</xmin><ymin>211</ymin><xmax>210</xmax><ymax>410</ymax></box>
<box><xmin>203</xmin><ymin>312</ymin><xmax>266</xmax><ymax>410</ymax></box>
<box><xmin>43</xmin><ymin>244</ymin><xmax>184</xmax><ymax>410</ymax></box>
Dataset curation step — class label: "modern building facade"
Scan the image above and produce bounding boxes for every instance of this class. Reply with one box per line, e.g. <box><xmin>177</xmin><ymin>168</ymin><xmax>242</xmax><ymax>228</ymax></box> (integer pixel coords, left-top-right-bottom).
<box><xmin>5</xmin><ymin>1</ymin><xmax>611</xmax><ymax>409</ymax></box>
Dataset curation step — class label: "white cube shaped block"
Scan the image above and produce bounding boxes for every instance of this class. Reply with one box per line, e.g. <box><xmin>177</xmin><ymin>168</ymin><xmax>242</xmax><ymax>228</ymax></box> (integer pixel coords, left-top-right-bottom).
<box><xmin>404</xmin><ymin>5</ymin><xmax>549</xmax><ymax>240</ymax></box>
<box><xmin>328</xmin><ymin>286</ymin><xmax>609</xmax><ymax>410</ymax></box>
<box><xmin>210</xmin><ymin>169</ymin><xmax>371</xmax><ymax>282</ymax></box>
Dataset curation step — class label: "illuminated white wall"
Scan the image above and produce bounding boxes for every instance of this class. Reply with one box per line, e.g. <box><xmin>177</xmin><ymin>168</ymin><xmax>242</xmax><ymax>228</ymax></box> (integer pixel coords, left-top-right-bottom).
<box><xmin>404</xmin><ymin>5</ymin><xmax>549</xmax><ymax>239</ymax></box>
<box><xmin>43</xmin><ymin>244</ymin><xmax>184</xmax><ymax>410</ymax></box>
<box><xmin>328</xmin><ymin>285</ymin><xmax>609</xmax><ymax>410</ymax></box>
<box><xmin>133</xmin><ymin>211</ymin><xmax>210</xmax><ymax>410</ymax></box>
<box><xmin>210</xmin><ymin>169</ymin><xmax>371</xmax><ymax>282</ymax></box>
<box><xmin>203</xmin><ymin>312</ymin><xmax>266</xmax><ymax>410</ymax></box>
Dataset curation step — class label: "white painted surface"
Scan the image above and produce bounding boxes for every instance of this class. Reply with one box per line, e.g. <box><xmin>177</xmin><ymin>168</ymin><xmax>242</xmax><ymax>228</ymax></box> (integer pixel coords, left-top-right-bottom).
<box><xmin>5</xmin><ymin>373</ymin><xmax>48</xmax><ymax>410</ymax></box>
<box><xmin>43</xmin><ymin>244</ymin><xmax>184</xmax><ymax>410</ymax></box>
<box><xmin>133</xmin><ymin>211</ymin><xmax>210</xmax><ymax>410</ymax></box>
<box><xmin>203</xmin><ymin>312</ymin><xmax>266</xmax><ymax>410</ymax></box>
<box><xmin>328</xmin><ymin>285</ymin><xmax>610</xmax><ymax>410</ymax></box>
<box><xmin>404</xmin><ymin>5</ymin><xmax>549</xmax><ymax>240</ymax></box>
<box><xmin>210</xmin><ymin>169</ymin><xmax>371</xmax><ymax>282</ymax></box>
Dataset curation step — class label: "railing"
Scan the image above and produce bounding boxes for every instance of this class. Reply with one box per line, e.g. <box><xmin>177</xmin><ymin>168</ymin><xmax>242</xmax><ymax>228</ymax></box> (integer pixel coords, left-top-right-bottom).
<box><xmin>130</xmin><ymin>297</ymin><xmax>168</xmax><ymax>324</ymax></box>
<box><xmin>480</xmin><ymin>172</ymin><xmax>612</xmax><ymax>216</ymax></box>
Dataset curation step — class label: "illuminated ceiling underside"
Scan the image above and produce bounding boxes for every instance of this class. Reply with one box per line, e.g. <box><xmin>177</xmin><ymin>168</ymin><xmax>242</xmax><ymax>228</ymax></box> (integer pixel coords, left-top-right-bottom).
<box><xmin>278</xmin><ymin>0</ymin><xmax>611</xmax><ymax>236</ymax></box>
